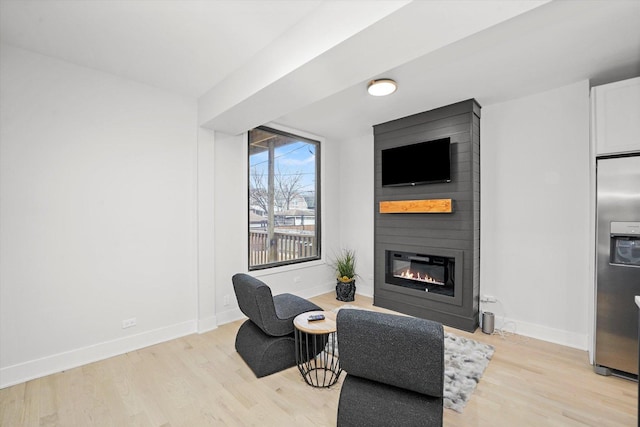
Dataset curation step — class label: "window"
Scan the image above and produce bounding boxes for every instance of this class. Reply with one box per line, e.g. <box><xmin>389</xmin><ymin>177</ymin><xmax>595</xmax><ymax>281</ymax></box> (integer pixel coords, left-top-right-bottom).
<box><xmin>248</xmin><ymin>126</ymin><xmax>320</xmax><ymax>270</ymax></box>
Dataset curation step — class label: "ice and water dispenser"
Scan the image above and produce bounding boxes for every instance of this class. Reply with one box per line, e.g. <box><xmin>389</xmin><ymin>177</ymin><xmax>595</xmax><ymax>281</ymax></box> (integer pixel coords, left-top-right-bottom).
<box><xmin>610</xmin><ymin>222</ymin><xmax>640</xmax><ymax>267</ymax></box>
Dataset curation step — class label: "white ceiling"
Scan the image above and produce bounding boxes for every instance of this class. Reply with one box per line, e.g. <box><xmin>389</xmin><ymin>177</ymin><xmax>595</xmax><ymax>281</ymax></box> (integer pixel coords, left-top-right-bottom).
<box><xmin>0</xmin><ymin>0</ymin><xmax>323</xmax><ymax>98</ymax></box>
<box><xmin>1</xmin><ymin>0</ymin><xmax>639</xmax><ymax>141</ymax></box>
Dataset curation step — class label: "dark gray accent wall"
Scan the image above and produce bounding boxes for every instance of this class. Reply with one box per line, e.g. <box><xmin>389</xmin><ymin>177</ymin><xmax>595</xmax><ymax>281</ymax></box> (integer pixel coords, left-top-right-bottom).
<box><xmin>373</xmin><ymin>99</ymin><xmax>481</xmax><ymax>332</ymax></box>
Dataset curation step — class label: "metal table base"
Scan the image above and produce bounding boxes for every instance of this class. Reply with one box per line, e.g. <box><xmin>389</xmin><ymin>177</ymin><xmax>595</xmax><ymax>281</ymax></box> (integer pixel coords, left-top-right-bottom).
<box><xmin>294</xmin><ymin>328</ymin><xmax>341</xmax><ymax>388</ymax></box>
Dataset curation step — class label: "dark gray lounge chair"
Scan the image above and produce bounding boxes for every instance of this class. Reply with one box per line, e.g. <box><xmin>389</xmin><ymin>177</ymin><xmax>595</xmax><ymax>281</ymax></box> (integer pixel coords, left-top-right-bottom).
<box><xmin>336</xmin><ymin>309</ymin><xmax>445</xmax><ymax>427</ymax></box>
<box><xmin>232</xmin><ymin>273</ymin><xmax>322</xmax><ymax>377</ymax></box>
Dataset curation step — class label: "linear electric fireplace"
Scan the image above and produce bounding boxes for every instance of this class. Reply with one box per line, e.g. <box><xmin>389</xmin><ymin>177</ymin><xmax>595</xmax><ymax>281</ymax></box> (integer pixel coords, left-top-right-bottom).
<box><xmin>386</xmin><ymin>251</ymin><xmax>455</xmax><ymax>297</ymax></box>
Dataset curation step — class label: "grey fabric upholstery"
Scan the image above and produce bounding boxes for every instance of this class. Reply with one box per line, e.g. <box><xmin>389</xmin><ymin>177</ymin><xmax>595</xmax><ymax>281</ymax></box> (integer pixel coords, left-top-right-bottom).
<box><xmin>232</xmin><ymin>273</ymin><xmax>322</xmax><ymax>377</ymax></box>
<box><xmin>233</xmin><ymin>273</ymin><xmax>321</xmax><ymax>336</ymax></box>
<box><xmin>234</xmin><ymin>320</ymin><xmax>298</xmax><ymax>378</ymax></box>
<box><xmin>339</xmin><ymin>376</ymin><xmax>443</xmax><ymax>427</ymax></box>
<box><xmin>336</xmin><ymin>309</ymin><xmax>444</xmax><ymax>427</ymax></box>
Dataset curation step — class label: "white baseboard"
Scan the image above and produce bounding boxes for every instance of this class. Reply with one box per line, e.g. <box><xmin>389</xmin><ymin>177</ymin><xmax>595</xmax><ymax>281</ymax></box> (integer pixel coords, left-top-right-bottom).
<box><xmin>216</xmin><ymin>307</ymin><xmax>246</xmax><ymax>326</ymax></box>
<box><xmin>0</xmin><ymin>320</ymin><xmax>196</xmax><ymax>389</ymax></box>
<box><xmin>197</xmin><ymin>315</ymin><xmax>218</xmax><ymax>334</ymax></box>
<box><xmin>494</xmin><ymin>315</ymin><xmax>588</xmax><ymax>350</ymax></box>
<box><xmin>297</xmin><ymin>281</ymin><xmax>335</xmax><ymax>300</ymax></box>
<box><xmin>355</xmin><ymin>284</ymin><xmax>374</xmax><ymax>298</ymax></box>
<box><xmin>0</xmin><ymin>282</ymin><xmax>358</xmax><ymax>388</ymax></box>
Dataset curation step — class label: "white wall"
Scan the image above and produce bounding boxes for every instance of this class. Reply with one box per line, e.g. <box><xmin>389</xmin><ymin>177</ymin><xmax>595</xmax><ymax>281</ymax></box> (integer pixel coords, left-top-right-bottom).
<box><xmin>197</xmin><ymin>128</ymin><xmax>217</xmax><ymax>332</ymax></box>
<box><xmin>211</xmin><ymin>131</ymin><xmax>246</xmax><ymax>324</ymax></box>
<box><xmin>212</xmin><ymin>125</ymin><xmax>339</xmax><ymax>325</ymax></box>
<box><xmin>0</xmin><ymin>45</ymin><xmax>199</xmax><ymax>387</ymax></box>
<box><xmin>338</xmin><ymin>133</ymin><xmax>375</xmax><ymax>297</ymax></box>
<box><xmin>480</xmin><ymin>80</ymin><xmax>591</xmax><ymax>349</ymax></box>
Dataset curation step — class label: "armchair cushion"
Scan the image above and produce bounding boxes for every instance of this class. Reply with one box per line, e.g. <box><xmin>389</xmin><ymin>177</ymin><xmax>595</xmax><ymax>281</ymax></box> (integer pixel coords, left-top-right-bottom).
<box><xmin>337</xmin><ymin>309</ymin><xmax>444</xmax><ymax>397</ymax></box>
<box><xmin>234</xmin><ymin>319</ymin><xmax>298</xmax><ymax>378</ymax></box>
<box><xmin>232</xmin><ymin>273</ymin><xmax>321</xmax><ymax>336</ymax></box>
<box><xmin>338</xmin><ymin>375</ymin><xmax>443</xmax><ymax>427</ymax></box>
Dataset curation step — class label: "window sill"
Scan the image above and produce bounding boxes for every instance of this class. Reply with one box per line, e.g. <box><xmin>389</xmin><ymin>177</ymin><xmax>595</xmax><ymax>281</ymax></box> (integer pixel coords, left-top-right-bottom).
<box><xmin>250</xmin><ymin>258</ymin><xmax>328</xmax><ymax>278</ymax></box>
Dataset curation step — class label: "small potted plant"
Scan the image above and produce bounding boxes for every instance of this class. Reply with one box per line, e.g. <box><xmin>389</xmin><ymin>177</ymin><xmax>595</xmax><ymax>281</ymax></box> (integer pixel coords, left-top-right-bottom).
<box><xmin>333</xmin><ymin>249</ymin><xmax>357</xmax><ymax>302</ymax></box>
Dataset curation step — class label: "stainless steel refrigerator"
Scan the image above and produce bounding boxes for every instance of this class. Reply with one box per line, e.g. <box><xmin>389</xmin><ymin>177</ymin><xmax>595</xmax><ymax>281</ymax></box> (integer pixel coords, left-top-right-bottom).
<box><xmin>595</xmin><ymin>155</ymin><xmax>640</xmax><ymax>377</ymax></box>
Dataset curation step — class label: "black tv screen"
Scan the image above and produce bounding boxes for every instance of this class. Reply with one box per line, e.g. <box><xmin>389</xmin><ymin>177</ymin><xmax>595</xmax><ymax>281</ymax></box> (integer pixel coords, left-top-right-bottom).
<box><xmin>381</xmin><ymin>137</ymin><xmax>451</xmax><ymax>186</ymax></box>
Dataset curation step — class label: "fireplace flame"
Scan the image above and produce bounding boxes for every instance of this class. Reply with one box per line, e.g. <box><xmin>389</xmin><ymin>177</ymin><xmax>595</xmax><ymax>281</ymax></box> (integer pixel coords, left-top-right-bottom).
<box><xmin>396</xmin><ymin>269</ymin><xmax>444</xmax><ymax>285</ymax></box>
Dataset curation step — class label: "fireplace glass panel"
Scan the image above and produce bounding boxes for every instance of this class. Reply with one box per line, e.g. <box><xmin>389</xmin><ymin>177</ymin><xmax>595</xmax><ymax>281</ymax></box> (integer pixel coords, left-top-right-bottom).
<box><xmin>391</xmin><ymin>259</ymin><xmax>445</xmax><ymax>285</ymax></box>
<box><xmin>385</xmin><ymin>251</ymin><xmax>455</xmax><ymax>297</ymax></box>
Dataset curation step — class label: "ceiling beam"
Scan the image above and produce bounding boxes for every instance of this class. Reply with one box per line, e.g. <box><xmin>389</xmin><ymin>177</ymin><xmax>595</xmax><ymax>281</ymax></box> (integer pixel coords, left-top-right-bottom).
<box><xmin>198</xmin><ymin>0</ymin><xmax>549</xmax><ymax>135</ymax></box>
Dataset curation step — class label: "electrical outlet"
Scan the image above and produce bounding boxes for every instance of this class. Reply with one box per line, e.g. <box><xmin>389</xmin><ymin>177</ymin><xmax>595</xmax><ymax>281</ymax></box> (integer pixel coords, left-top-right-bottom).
<box><xmin>481</xmin><ymin>295</ymin><xmax>498</xmax><ymax>303</ymax></box>
<box><xmin>293</xmin><ymin>276</ymin><xmax>301</xmax><ymax>284</ymax></box>
<box><xmin>223</xmin><ymin>295</ymin><xmax>230</xmax><ymax>306</ymax></box>
<box><xmin>122</xmin><ymin>318</ymin><xmax>137</xmax><ymax>329</ymax></box>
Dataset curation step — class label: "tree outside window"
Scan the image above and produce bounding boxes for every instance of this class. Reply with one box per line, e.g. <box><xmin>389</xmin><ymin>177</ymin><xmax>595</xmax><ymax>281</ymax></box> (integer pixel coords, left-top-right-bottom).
<box><xmin>248</xmin><ymin>127</ymin><xmax>320</xmax><ymax>269</ymax></box>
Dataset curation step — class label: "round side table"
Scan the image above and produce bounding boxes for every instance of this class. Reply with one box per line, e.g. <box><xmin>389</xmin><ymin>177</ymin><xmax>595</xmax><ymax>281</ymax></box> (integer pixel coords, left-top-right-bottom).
<box><xmin>293</xmin><ymin>310</ymin><xmax>342</xmax><ymax>388</ymax></box>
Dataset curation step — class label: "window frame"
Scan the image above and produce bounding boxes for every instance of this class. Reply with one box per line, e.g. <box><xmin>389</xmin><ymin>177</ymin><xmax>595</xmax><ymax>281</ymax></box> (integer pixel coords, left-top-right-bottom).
<box><xmin>247</xmin><ymin>125</ymin><xmax>322</xmax><ymax>271</ymax></box>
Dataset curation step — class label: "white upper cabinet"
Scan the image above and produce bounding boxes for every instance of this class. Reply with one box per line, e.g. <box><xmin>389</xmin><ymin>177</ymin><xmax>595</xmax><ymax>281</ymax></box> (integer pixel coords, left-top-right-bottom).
<box><xmin>592</xmin><ymin>77</ymin><xmax>640</xmax><ymax>156</ymax></box>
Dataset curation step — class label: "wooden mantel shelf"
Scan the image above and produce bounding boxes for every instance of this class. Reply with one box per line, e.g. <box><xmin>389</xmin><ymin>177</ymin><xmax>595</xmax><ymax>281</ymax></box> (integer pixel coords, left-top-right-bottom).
<box><xmin>379</xmin><ymin>199</ymin><xmax>453</xmax><ymax>214</ymax></box>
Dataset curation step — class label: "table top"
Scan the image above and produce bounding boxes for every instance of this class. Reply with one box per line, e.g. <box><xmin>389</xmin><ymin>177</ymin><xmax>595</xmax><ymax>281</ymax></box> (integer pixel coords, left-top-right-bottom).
<box><xmin>293</xmin><ymin>310</ymin><xmax>337</xmax><ymax>334</ymax></box>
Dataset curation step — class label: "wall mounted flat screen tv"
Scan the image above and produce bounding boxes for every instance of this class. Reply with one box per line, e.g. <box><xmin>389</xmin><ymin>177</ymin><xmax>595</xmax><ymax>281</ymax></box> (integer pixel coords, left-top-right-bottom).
<box><xmin>381</xmin><ymin>137</ymin><xmax>451</xmax><ymax>186</ymax></box>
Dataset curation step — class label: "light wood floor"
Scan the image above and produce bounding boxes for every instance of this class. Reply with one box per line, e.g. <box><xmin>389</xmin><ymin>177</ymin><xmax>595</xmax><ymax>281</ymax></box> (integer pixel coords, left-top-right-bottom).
<box><xmin>1</xmin><ymin>293</ymin><xmax>636</xmax><ymax>426</ymax></box>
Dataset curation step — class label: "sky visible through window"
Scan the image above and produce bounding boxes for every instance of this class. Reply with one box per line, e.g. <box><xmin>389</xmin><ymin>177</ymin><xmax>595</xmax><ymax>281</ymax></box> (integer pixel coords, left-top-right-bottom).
<box><xmin>249</xmin><ymin>140</ymin><xmax>316</xmax><ymax>197</ymax></box>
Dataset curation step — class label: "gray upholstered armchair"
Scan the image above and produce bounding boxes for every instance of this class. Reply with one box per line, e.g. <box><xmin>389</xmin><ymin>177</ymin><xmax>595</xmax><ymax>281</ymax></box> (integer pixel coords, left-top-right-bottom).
<box><xmin>232</xmin><ymin>273</ymin><xmax>322</xmax><ymax>377</ymax></box>
<box><xmin>336</xmin><ymin>309</ymin><xmax>445</xmax><ymax>427</ymax></box>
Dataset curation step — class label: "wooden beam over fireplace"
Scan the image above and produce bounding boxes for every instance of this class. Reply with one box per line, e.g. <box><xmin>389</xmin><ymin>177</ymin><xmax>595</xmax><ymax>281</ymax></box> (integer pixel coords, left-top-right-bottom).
<box><xmin>379</xmin><ymin>199</ymin><xmax>453</xmax><ymax>214</ymax></box>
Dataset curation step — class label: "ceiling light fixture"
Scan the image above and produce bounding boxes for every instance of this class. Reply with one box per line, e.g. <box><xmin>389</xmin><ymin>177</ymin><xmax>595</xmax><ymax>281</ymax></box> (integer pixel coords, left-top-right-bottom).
<box><xmin>367</xmin><ymin>79</ymin><xmax>397</xmax><ymax>96</ymax></box>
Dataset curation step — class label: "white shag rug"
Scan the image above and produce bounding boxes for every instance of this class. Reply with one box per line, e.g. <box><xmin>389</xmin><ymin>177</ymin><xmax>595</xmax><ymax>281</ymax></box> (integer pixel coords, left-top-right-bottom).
<box><xmin>442</xmin><ymin>331</ymin><xmax>494</xmax><ymax>412</ymax></box>
<box><xmin>332</xmin><ymin>305</ymin><xmax>494</xmax><ymax>413</ymax></box>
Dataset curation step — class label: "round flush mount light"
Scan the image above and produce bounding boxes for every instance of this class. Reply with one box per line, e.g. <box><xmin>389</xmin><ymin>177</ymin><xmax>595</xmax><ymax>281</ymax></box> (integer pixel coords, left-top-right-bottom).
<box><xmin>367</xmin><ymin>79</ymin><xmax>397</xmax><ymax>96</ymax></box>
